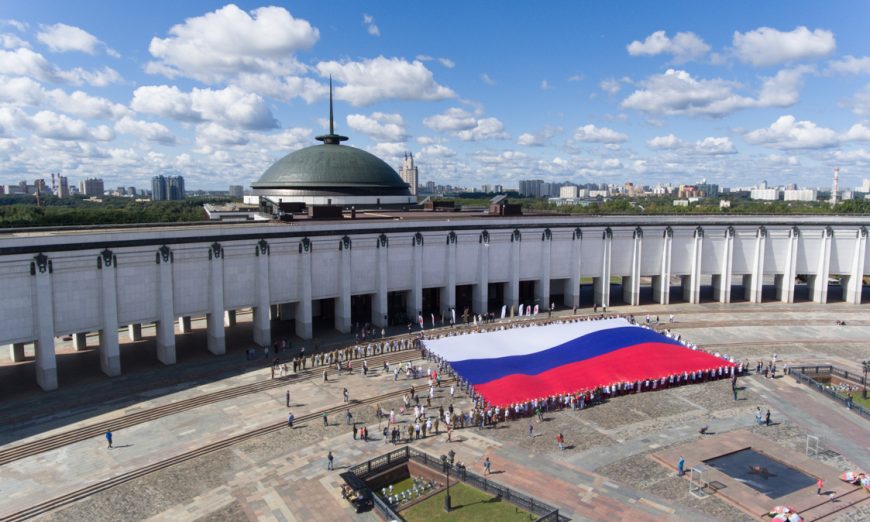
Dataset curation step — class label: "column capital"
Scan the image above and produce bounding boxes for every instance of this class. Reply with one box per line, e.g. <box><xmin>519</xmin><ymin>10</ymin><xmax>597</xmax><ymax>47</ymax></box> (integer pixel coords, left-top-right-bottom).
<box><xmin>446</xmin><ymin>230</ymin><xmax>457</xmax><ymax>245</ymax></box>
<box><xmin>412</xmin><ymin>231</ymin><xmax>424</xmax><ymax>246</ymax></box>
<box><xmin>339</xmin><ymin>235</ymin><xmax>352</xmax><ymax>251</ymax></box>
<box><xmin>209</xmin><ymin>242</ymin><xmax>223</xmax><ymax>260</ymax></box>
<box><xmin>31</xmin><ymin>253</ymin><xmax>52</xmax><ymax>275</ymax></box>
<box><xmin>572</xmin><ymin>227</ymin><xmax>583</xmax><ymax>240</ymax></box>
<box><xmin>156</xmin><ymin>245</ymin><xmax>173</xmax><ymax>264</ymax></box>
<box><xmin>511</xmin><ymin>228</ymin><xmax>521</xmax><ymax>242</ymax></box>
<box><xmin>256</xmin><ymin>238</ymin><xmax>270</xmax><ymax>256</ymax></box>
<box><xmin>377</xmin><ymin>233</ymin><xmax>389</xmax><ymax>248</ymax></box>
<box><xmin>299</xmin><ymin>237</ymin><xmax>312</xmax><ymax>253</ymax></box>
<box><xmin>98</xmin><ymin>248</ymin><xmax>116</xmax><ymax>269</ymax></box>
<box><xmin>633</xmin><ymin>226</ymin><xmax>643</xmax><ymax>239</ymax></box>
<box><xmin>479</xmin><ymin>230</ymin><xmax>490</xmax><ymax>244</ymax></box>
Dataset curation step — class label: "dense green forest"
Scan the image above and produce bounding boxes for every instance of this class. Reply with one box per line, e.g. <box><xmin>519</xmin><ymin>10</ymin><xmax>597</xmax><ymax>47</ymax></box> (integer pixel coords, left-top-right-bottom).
<box><xmin>0</xmin><ymin>195</ymin><xmax>237</xmax><ymax>227</ymax></box>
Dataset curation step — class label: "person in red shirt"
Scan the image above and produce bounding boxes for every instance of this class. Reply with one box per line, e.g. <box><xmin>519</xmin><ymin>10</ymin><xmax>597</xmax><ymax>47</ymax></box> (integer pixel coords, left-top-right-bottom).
<box><xmin>817</xmin><ymin>478</ymin><xmax>824</xmax><ymax>495</ymax></box>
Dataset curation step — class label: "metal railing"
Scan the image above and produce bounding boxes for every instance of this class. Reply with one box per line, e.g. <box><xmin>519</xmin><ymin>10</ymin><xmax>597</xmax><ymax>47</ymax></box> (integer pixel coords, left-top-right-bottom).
<box><xmin>789</xmin><ymin>366</ymin><xmax>869</xmax><ymax>420</ymax></box>
<box><xmin>348</xmin><ymin>446</ymin><xmax>569</xmax><ymax>521</ymax></box>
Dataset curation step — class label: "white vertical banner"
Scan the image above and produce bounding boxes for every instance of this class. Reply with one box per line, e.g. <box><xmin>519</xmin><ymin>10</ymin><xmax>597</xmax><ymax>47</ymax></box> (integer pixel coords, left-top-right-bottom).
<box><xmin>500</xmin><ymin>305</ymin><xmax>506</xmax><ymax>319</ymax></box>
<box><xmin>519</xmin><ymin>304</ymin><xmax>524</xmax><ymax>316</ymax></box>
<box><xmin>533</xmin><ymin>304</ymin><xmax>539</xmax><ymax>316</ymax></box>
<box><xmin>431</xmin><ymin>313</ymin><xmax>435</xmax><ymax>328</ymax></box>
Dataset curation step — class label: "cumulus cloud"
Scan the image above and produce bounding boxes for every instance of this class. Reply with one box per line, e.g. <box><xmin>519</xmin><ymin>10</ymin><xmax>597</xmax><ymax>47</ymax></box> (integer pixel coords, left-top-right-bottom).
<box><xmin>732</xmin><ymin>26</ymin><xmax>835</xmax><ymax>67</ymax></box>
<box><xmin>419</xmin><ymin>144</ymin><xmax>455</xmax><ymax>157</ymax></box>
<box><xmin>481</xmin><ymin>73</ymin><xmax>495</xmax><ymax>85</ymax></box>
<box><xmin>131</xmin><ymin>85</ymin><xmax>277</xmax><ymax>129</ymax></box>
<box><xmin>0</xmin><ymin>76</ymin><xmax>127</xmax><ymax>119</ymax></box>
<box><xmin>647</xmin><ymin>134</ymin><xmax>736</xmax><ymax>154</ymax></box>
<box><xmin>827</xmin><ymin>55</ymin><xmax>870</xmax><ymax>75</ymax></box>
<box><xmin>572</xmin><ymin>124</ymin><xmax>627</xmax><ymax>143</ymax></box>
<box><xmin>115</xmin><ymin>116</ymin><xmax>176</xmax><ymax>144</ymax></box>
<box><xmin>423</xmin><ymin>107</ymin><xmax>477</xmax><ymax>132</ymax></box>
<box><xmin>346</xmin><ymin>112</ymin><xmax>407</xmax><ymax>142</ymax></box>
<box><xmin>1</xmin><ymin>33</ymin><xmax>30</xmax><ymax>49</ymax></box>
<box><xmin>146</xmin><ymin>4</ymin><xmax>318</xmax><ymax>82</ymax></box>
<box><xmin>457</xmin><ymin>117</ymin><xmax>509</xmax><ymax>141</ymax></box>
<box><xmin>0</xmin><ymin>47</ymin><xmax>121</xmax><ymax>86</ymax></box>
<box><xmin>600</xmin><ymin>78</ymin><xmax>620</xmax><ymax>95</ymax></box>
<box><xmin>627</xmin><ymin>30</ymin><xmax>710</xmax><ymax>62</ymax></box>
<box><xmin>362</xmin><ymin>14</ymin><xmax>380</xmax><ymax>36</ymax></box>
<box><xmin>317</xmin><ymin>57</ymin><xmax>454</xmax><ymax>105</ymax></box>
<box><xmin>848</xmin><ymin>83</ymin><xmax>870</xmax><ymax>116</ymax></box>
<box><xmin>438</xmin><ymin>58</ymin><xmax>455</xmax><ymax>69</ymax></box>
<box><xmin>744</xmin><ymin>115</ymin><xmax>870</xmax><ymax>149</ymax></box>
<box><xmin>194</xmin><ymin>122</ymin><xmax>248</xmax><ymax>148</ymax></box>
<box><xmin>37</xmin><ymin>23</ymin><xmax>117</xmax><ymax>56</ymax></box>
<box><xmin>2</xmin><ymin>108</ymin><xmax>115</xmax><ymax>141</ymax></box>
<box><xmin>621</xmin><ymin>67</ymin><xmax>811</xmax><ymax>117</ymax></box>
<box><xmin>516</xmin><ymin>126</ymin><xmax>559</xmax><ymax>146</ymax></box>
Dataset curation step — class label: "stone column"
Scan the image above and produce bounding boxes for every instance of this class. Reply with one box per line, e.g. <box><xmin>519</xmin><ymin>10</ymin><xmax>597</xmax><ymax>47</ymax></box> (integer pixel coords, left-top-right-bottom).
<box><xmin>745</xmin><ymin>226</ymin><xmax>767</xmax><ymax>303</ymax></box>
<box><xmin>682</xmin><ymin>227</ymin><xmax>703</xmax><ymax>304</ymax></box>
<box><xmin>713</xmin><ymin>227</ymin><xmax>734</xmax><ymax>303</ymax></box>
<box><xmin>406</xmin><ymin>233</ymin><xmax>423</xmax><ymax>322</ymax></box>
<box><xmin>73</xmin><ymin>332</ymin><xmax>88</xmax><ymax>351</ymax></box>
<box><xmin>776</xmin><ymin>227</ymin><xmax>799</xmax><ymax>303</ymax></box>
<box><xmin>652</xmin><ymin>227</ymin><xmax>672</xmax><ymax>304</ymax></box>
<box><xmin>472</xmin><ymin>231</ymin><xmax>489</xmax><ymax>315</ymax></box>
<box><xmin>206</xmin><ymin>243</ymin><xmax>226</xmax><ymax>355</ymax></box>
<box><xmin>593</xmin><ymin>228</ymin><xmax>612</xmax><ymax>308</ymax></box>
<box><xmin>32</xmin><ymin>253</ymin><xmax>57</xmax><ymax>391</ymax></box>
<box><xmin>372</xmin><ymin>234</ymin><xmax>388</xmax><ymax>328</ymax></box>
<box><xmin>441</xmin><ymin>232</ymin><xmax>457</xmax><ymax>316</ymax></box>
<box><xmin>567</xmin><ymin>229</ymin><xmax>582</xmax><ymax>308</ymax></box>
<box><xmin>622</xmin><ymin>227</ymin><xmax>642</xmax><ymax>306</ymax></box>
<box><xmin>809</xmin><ymin>227</ymin><xmax>832</xmax><ymax>303</ymax></box>
<box><xmin>128</xmin><ymin>323</ymin><xmax>142</xmax><ymax>342</ymax></box>
<box><xmin>252</xmin><ymin>240</ymin><xmax>271</xmax><ymax>346</ymax></box>
<box><xmin>537</xmin><ymin>229</ymin><xmax>552</xmax><ymax>308</ymax></box>
<box><xmin>97</xmin><ymin>249</ymin><xmax>121</xmax><ymax>377</ymax></box>
<box><xmin>8</xmin><ymin>343</ymin><xmax>25</xmax><ymax>362</ymax></box>
<box><xmin>296</xmin><ymin>238</ymin><xmax>313</xmax><ymax>340</ymax></box>
<box><xmin>845</xmin><ymin>227</ymin><xmax>867</xmax><ymax>304</ymax></box>
<box><xmin>336</xmin><ymin>236</ymin><xmax>352</xmax><ymax>334</ymax></box>
<box><xmin>506</xmin><ymin>229</ymin><xmax>521</xmax><ymax>310</ymax></box>
<box><xmin>156</xmin><ymin>246</ymin><xmax>176</xmax><ymax>365</ymax></box>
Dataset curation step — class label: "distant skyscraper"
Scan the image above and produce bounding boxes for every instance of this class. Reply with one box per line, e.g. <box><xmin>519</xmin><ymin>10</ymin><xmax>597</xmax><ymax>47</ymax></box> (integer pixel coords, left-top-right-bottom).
<box><xmin>82</xmin><ymin>178</ymin><xmax>105</xmax><ymax>197</ymax></box>
<box><xmin>518</xmin><ymin>179</ymin><xmax>544</xmax><ymax>197</ymax></box>
<box><xmin>57</xmin><ymin>176</ymin><xmax>70</xmax><ymax>198</ymax></box>
<box><xmin>400</xmin><ymin>153</ymin><xmax>418</xmax><ymax>195</ymax></box>
<box><xmin>228</xmin><ymin>185</ymin><xmax>244</xmax><ymax>198</ymax></box>
<box><xmin>167</xmin><ymin>176</ymin><xmax>185</xmax><ymax>200</ymax></box>
<box><xmin>127</xmin><ymin>186</ymin><xmax>137</xmax><ymax>197</ymax></box>
<box><xmin>151</xmin><ymin>175</ymin><xmax>168</xmax><ymax>201</ymax></box>
<box><xmin>831</xmin><ymin>167</ymin><xmax>839</xmax><ymax>205</ymax></box>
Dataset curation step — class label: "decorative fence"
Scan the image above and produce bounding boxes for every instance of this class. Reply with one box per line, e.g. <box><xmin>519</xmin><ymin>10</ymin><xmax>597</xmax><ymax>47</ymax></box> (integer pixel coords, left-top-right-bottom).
<box><xmin>347</xmin><ymin>446</ymin><xmax>568</xmax><ymax>522</ymax></box>
<box><xmin>789</xmin><ymin>365</ymin><xmax>869</xmax><ymax>420</ymax></box>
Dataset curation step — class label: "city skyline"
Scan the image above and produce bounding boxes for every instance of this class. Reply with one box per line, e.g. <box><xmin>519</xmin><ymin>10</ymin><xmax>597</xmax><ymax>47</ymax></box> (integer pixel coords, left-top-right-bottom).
<box><xmin>0</xmin><ymin>1</ymin><xmax>869</xmax><ymax>190</ymax></box>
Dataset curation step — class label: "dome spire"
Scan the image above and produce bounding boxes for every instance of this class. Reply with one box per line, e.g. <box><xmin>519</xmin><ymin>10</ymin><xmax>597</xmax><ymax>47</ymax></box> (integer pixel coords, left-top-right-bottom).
<box><xmin>316</xmin><ymin>75</ymin><xmax>348</xmax><ymax>145</ymax></box>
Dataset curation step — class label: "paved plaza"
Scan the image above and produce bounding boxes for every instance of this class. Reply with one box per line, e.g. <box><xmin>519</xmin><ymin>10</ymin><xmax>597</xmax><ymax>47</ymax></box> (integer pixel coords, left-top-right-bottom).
<box><xmin>1</xmin><ymin>301</ymin><xmax>869</xmax><ymax>521</ymax></box>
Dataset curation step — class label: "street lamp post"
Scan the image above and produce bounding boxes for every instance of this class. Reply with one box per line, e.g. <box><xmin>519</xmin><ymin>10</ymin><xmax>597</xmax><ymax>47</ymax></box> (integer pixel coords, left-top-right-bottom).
<box><xmin>441</xmin><ymin>455</ymin><xmax>452</xmax><ymax>512</ymax></box>
<box><xmin>862</xmin><ymin>360</ymin><xmax>869</xmax><ymax>400</ymax></box>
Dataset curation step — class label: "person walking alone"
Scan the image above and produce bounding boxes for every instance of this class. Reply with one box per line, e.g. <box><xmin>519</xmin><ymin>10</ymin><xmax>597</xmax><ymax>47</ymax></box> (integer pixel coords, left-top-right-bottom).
<box><xmin>483</xmin><ymin>456</ymin><xmax>492</xmax><ymax>475</ymax></box>
<box><xmin>327</xmin><ymin>451</ymin><xmax>334</xmax><ymax>471</ymax></box>
<box><xmin>105</xmin><ymin>430</ymin><xmax>113</xmax><ymax>449</ymax></box>
<box><xmin>286</xmin><ymin>389</ymin><xmax>291</xmax><ymax>407</ymax></box>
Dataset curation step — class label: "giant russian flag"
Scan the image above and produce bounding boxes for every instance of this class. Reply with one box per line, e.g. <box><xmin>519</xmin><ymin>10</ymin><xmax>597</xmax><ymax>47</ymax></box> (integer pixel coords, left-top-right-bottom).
<box><xmin>424</xmin><ymin>318</ymin><xmax>732</xmax><ymax>406</ymax></box>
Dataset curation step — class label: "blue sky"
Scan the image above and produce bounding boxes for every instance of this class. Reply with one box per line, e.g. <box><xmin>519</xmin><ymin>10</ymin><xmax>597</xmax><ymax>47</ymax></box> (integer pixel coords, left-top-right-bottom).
<box><xmin>1</xmin><ymin>1</ymin><xmax>869</xmax><ymax>191</ymax></box>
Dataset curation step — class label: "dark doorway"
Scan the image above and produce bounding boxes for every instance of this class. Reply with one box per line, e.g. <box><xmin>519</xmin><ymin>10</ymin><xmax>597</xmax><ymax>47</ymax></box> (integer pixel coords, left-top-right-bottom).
<box><xmin>387</xmin><ymin>291</ymin><xmax>408</xmax><ymax>326</ymax></box>
<box><xmin>312</xmin><ymin>298</ymin><xmax>335</xmax><ymax>334</ymax></box>
<box><xmin>456</xmin><ymin>285</ymin><xmax>473</xmax><ymax>316</ymax></box>
<box><xmin>422</xmin><ymin>288</ymin><xmax>441</xmax><ymax>318</ymax></box>
<box><xmin>350</xmin><ymin>294</ymin><xmax>372</xmax><ymax>327</ymax></box>
<box><xmin>518</xmin><ymin>280</ymin><xmax>536</xmax><ymax>304</ymax></box>
<box><xmin>488</xmin><ymin>282</ymin><xmax>506</xmax><ymax>313</ymax></box>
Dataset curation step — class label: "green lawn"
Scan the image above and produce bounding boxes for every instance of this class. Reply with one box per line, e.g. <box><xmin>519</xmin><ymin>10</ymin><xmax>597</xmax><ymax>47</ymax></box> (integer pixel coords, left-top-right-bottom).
<box><xmin>402</xmin><ymin>482</ymin><xmax>536</xmax><ymax>522</ymax></box>
<box><xmin>839</xmin><ymin>392</ymin><xmax>870</xmax><ymax>409</ymax></box>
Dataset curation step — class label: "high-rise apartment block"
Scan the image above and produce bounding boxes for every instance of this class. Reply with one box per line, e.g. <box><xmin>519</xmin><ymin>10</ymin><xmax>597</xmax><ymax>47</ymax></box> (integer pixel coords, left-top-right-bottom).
<box><xmin>400</xmin><ymin>153</ymin><xmax>418</xmax><ymax>195</ymax></box>
<box><xmin>151</xmin><ymin>175</ymin><xmax>185</xmax><ymax>201</ymax></box>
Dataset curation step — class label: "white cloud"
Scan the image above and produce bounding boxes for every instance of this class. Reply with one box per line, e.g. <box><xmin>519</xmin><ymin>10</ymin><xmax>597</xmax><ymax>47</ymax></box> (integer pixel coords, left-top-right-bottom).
<box><xmin>420</xmin><ymin>144</ymin><xmax>455</xmax><ymax>157</ymax></box>
<box><xmin>827</xmin><ymin>55</ymin><xmax>870</xmax><ymax>75</ymax></box>
<box><xmin>147</xmin><ymin>4</ymin><xmax>318</xmax><ymax>82</ymax></box>
<box><xmin>649</xmin><ymin>134</ymin><xmax>736</xmax><ymax>155</ymax></box>
<box><xmin>627</xmin><ymin>30</ymin><xmax>710</xmax><ymax>62</ymax></box>
<box><xmin>602</xmin><ymin>158</ymin><xmax>622</xmax><ymax>169</ymax></box>
<box><xmin>131</xmin><ymin>85</ymin><xmax>277</xmax><ymax>129</ymax></box>
<box><xmin>568</xmin><ymin>74</ymin><xmax>584</xmax><ymax>82</ymax></box>
<box><xmin>115</xmin><ymin>116</ymin><xmax>176</xmax><ymax>144</ymax></box>
<box><xmin>346</xmin><ymin>112</ymin><xmax>407</xmax><ymax>142</ymax></box>
<box><xmin>423</xmin><ymin>107</ymin><xmax>477</xmax><ymax>132</ymax></box>
<box><xmin>234</xmin><ymin>73</ymin><xmax>325</xmax><ymax>103</ymax></box>
<box><xmin>195</xmin><ymin>122</ymin><xmax>248</xmax><ymax>148</ymax></box>
<box><xmin>22</xmin><ymin>109</ymin><xmax>114</xmax><ymax>141</ymax></box>
<box><xmin>481</xmin><ymin>73</ymin><xmax>495</xmax><ymax>86</ymax></box>
<box><xmin>516</xmin><ymin>127</ymin><xmax>559</xmax><ymax>146</ymax></box>
<box><xmin>0</xmin><ymin>47</ymin><xmax>121</xmax><ymax>86</ymax></box>
<box><xmin>540</xmin><ymin>79</ymin><xmax>550</xmax><ymax>90</ymax></box>
<box><xmin>457</xmin><ymin>118</ymin><xmax>509</xmax><ymax>141</ymax></box>
<box><xmin>621</xmin><ymin>68</ymin><xmax>810</xmax><ymax>117</ymax></box>
<box><xmin>732</xmin><ymin>26</ymin><xmax>835</xmax><ymax>67</ymax></box>
<box><xmin>849</xmin><ymin>83</ymin><xmax>870</xmax><ymax>115</ymax></box>
<box><xmin>1</xmin><ymin>19</ymin><xmax>28</xmax><ymax>32</ymax></box>
<box><xmin>317</xmin><ymin>57</ymin><xmax>454</xmax><ymax>105</ymax></box>
<box><xmin>1</xmin><ymin>33</ymin><xmax>29</xmax><ymax>49</ymax></box>
<box><xmin>37</xmin><ymin>23</ymin><xmax>116</xmax><ymax>56</ymax></box>
<box><xmin>370</xmin><ymin>142</ymin><xmax>405</xmax><ymax>159</ymax></box>
<box><xmin>745</xmin><ymin>115</ymin><xmax>842</xmax><ymax>149</ymax></box>
<box><xmin>362</xmin><ymin>14</ymin><xmax>380</xmax><ymax>37</ymax></box>
<box><xmin>600</xmin><ymin>78</ymin><xmax>620</xmax><ymax>95</ymax></box>
<box><xmin>0</xmin><ymin>76</ymin><xmax>127</xmax><ymax>119</ymax></box>
<box><xmin>572</xmin><ymin>124</ymin><xmax>627</xmax><ymax>143</ymax></box>
<box><xmin>438</xmin><ymin>58</ymin><xmax>455</xmax><ymax>69</ymax></box>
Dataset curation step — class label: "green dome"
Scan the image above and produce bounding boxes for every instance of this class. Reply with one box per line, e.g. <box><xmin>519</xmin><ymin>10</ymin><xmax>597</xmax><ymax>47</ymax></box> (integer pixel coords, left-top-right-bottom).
<box><xmin>252</xmin><ymin>143</ymin><xmax>411</xmax><ymax>193</ymax></box>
